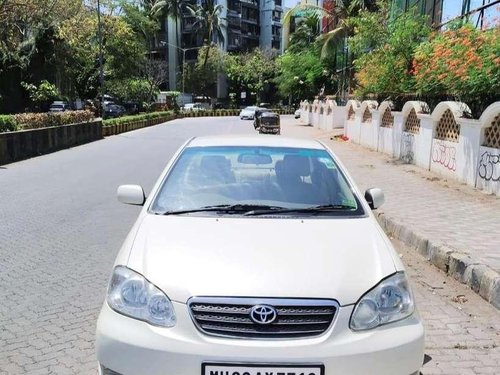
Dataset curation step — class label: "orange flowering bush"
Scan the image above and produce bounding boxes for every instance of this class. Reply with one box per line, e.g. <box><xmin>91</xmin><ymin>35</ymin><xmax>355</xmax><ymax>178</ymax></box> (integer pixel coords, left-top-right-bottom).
<box><xmin>413</xmin><ymin>24</ymin><xmax>499</xmax><ymax>96</ymax></box>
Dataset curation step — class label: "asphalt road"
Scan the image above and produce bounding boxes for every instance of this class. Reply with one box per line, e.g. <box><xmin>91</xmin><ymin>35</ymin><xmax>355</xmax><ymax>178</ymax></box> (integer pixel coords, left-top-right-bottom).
<box><xmin>0</xmin><ymin>116</ymin><xmax>498</xmax><ymax>374</ymax></box>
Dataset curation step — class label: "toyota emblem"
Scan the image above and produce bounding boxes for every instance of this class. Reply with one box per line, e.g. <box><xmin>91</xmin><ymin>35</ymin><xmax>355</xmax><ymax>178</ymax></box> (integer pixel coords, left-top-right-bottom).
<box><xmin>250</xmin><ymin>305</ymin><xmax>277</xmax><ymax>324</ymax></box>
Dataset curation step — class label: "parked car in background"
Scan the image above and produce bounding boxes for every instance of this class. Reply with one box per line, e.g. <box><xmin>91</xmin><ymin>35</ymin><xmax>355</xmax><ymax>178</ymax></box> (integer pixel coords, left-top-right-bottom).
<box><xmin>182</xmin><ymin>103</ymin><xmax>206</xmax><ymax>111</ymax></box>
<box><xmin>294</xmin><ymin>109</ymin><xmax>301</xmax><ymax>119</ymax></box>
<box><xmin>49</xmin><ymin>101</ymin><xmax>70</xmax><ymax>112</ymax></box>
<box><xmin>96</xmin><ymin>135</ymin><xmax>424</xmax><ymax>375</ymax></box>
<box><xmin>239</xmin><ymin>106</ymin><xmax>258</xmax><ymax>120</ymax></box>
<box><xmin>104</xmin><ymin>104</ymin><xmax>126</xmax><ymax>118</ymax></box>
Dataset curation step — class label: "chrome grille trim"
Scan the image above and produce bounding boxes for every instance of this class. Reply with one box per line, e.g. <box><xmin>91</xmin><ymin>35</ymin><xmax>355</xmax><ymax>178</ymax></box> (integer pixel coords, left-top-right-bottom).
<box><xmin>188</xmin><ymin>297</ymin><xmax>339</xmax><ymax>339</ymax></box>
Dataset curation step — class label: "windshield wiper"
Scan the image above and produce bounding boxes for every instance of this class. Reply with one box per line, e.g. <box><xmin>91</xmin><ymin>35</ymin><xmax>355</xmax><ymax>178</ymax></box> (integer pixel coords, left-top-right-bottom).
<box><xmin>157</xmin><ymin>204</ymin><xmax>286</xmax><ymax>216</ymax></box>
<box><xmin>243</xmin><ymin>204</ymin><xmax>357</xmax><ymax>216</ymax></box>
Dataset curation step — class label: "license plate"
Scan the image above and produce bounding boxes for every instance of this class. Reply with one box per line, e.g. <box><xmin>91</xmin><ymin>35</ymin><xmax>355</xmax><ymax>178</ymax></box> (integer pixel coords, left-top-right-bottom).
<box><xmin>202</xmin><ymin>363</ymin><xmax>324</xmax><ymax>375</ymax></box>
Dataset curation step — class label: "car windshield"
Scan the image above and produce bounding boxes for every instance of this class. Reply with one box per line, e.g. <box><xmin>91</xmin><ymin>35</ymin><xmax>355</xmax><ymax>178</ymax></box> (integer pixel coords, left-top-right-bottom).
<box><xmin>244</xmin><ymin>106</ymin><xmax>257</xmax><ymax>111</ymax></box>
<box><xmin>50</xmin><ymin>105</ymin><xmax>63</xmax><ymax>109</ymax></box>
<box><xmin>150</xmin><ymin>146</ymin><xmax>364</xmax><ymax>216</ymax></box>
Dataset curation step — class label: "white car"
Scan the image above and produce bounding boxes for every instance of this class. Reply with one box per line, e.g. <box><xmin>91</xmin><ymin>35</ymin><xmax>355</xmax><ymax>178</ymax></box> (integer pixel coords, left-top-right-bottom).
<box><xmin>294</xmin><ymin>109</ymin><xmax>301</xmax><ymax>119</ymax></box>
<box><xmin>96</xmin><ymin>136</ymin><xmax>424</xmax><ymax>375</ymax></box>
<box><xmin>182</xmin><ymin>103</ymin><xmax>206</xmax><ymax>111</ymax></box>
<box><xmin>240</xmin><ymin>106</ymin><xmax>258</xmax><ymax>120</ymax></box>
<box><xmin>49</xmin><ymin>101</ymin><xmax>70</xmax><ymax>112</ymax></box>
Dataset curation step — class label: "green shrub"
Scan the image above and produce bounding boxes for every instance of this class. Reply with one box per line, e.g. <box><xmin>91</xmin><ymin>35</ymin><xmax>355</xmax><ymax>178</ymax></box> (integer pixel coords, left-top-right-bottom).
<box><xmin>0</xmin><ymin>115</ymin><xmax>18</xmax><ymax>132</ymax></box>
<box><xmin>103</xmin><ymin>111</ymin><xmax>174</xmax><ymax>127</ymax></box>
<box><xmin>352</xmin><ymin>10</ymin><xmax>431</xmax><ymax>96</ymax></box>
<box><xmin>14</xmin><ymin>110</ymin><xmax>95</xmax><ymax>130</ymax></box>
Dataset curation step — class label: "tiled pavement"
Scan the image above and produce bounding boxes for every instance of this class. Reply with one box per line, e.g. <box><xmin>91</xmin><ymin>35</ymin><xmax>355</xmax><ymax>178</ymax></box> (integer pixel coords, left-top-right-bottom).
<box><xmin>398</xmin><ymin>237</ymin><xmax>500</xmax><ymax>375</ymax></box>
<box><xmin>282</xmin><ymin>119</ymin><xmax>500</xmax><ymax>273</ymax></box>
<box><xmin>0</xmin><ymin>116</ymin><xmax>498</xmax><ymax>374</ymax></box>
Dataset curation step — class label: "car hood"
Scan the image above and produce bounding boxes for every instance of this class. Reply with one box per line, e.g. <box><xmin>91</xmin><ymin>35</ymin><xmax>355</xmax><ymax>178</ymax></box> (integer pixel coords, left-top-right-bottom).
<box><xmin>126</xmin><ymin>215</ymin><xmax>397</xmax><ymax>305</ymax></box>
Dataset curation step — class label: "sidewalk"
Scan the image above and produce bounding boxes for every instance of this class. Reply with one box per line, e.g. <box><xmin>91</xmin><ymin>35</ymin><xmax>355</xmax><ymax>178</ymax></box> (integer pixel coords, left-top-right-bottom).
<box><xmin>281</xmin><ymin>117</ymin><xmax>500</xmax><ymax>308</ymax></box>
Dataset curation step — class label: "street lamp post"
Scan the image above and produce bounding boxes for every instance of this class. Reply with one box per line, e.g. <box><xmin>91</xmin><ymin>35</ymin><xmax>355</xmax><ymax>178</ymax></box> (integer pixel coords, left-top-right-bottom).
<box><xmin>97</xmin><ymin>0</ymin><xmax>105</xmax><ymax>118</ymax></box>
<box><xmin>160</xmin><ymin>41</ymin><xmax>203</xmax><ymax>94</ymax></box>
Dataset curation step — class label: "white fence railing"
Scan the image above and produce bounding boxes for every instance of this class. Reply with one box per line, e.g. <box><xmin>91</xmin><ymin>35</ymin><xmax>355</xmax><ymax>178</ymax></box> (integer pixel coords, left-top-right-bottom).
<box><xmin>299</xmin><ymin>99</ymin><xmax>500</xmax><ymax>196</ymax></box>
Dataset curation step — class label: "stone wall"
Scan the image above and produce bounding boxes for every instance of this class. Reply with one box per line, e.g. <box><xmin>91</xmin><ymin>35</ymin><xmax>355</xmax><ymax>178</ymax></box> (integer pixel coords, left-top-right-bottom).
<box><xmin>0</xmin><ymin>120</ymin><xmax>102</xmax><ymax>165</ymax></box>
<box><xmin>300</xmin><ymin>100</ymin><xmax>500</xmax><ymax>196</ymax></box>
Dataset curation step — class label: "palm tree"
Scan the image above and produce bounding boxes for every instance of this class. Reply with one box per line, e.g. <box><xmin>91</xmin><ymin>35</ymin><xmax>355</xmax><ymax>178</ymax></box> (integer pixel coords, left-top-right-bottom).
<box><xmin>284</xmin><ymin>0</ymin><xmax>376</xmax><ymax>58</ymax></box>
<box><xmin>151</xmin><ymin>0</ymin><xmax>187</xmax><ymax>59</ymax></box>
<box><xmin>283</xmin><ymin>0</ymin><xmax>378</xmax><ymax>98</ymax></box>
<box><xmin>187</xmin><ymin>0</ymin><xmax>225</xmax><ymax>66</ymax></box>
<box><xmin>187</xmin><ymin>0</ymin><xmax>225</xmax><ymax>46</ymax></box>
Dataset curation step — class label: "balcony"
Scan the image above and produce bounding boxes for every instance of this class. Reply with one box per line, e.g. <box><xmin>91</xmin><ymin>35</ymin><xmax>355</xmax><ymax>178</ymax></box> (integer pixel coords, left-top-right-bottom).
<box><xmin>227</xmin><ymin>16</ymin><xmax>241</xmax><ymax>27</ymax></box>
<box><xmin>241</xmin><ymin>0</ymin><xmax>258</xmax><ymax>8</ymax></box>
<box><xmin>241</xmin><ymin>17</ymin><xmax>258</xmax><ymax>25</ymax></box>
<box><xmin>228</xmin><ymin>0</ymin><xmax>241</xmax><ymax>13</ymax></box>
<box><xmin>242</xmin><ymin>33</ymin><xmax>259</xmax><ymax>40</ymax></box>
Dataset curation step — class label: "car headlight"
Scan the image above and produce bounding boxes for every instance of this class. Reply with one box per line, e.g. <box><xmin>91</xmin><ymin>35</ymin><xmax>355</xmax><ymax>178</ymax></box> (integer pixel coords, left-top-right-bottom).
<box><xmin>350</xmin><ymin>272</ymin><xmax>414</xmax><ymax>331</ymax></box>
<box><xmin>107</xmin><ymin>266</ymin><xmax>176</xmax><ymax>327</ymax></box>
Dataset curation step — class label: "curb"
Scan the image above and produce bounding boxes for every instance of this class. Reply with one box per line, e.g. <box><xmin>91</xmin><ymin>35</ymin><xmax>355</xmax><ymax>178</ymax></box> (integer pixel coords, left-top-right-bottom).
<box><xmin>376</xmin><ymin>211</ymin><xmax>500</xmax><ymax>310</ymax></box>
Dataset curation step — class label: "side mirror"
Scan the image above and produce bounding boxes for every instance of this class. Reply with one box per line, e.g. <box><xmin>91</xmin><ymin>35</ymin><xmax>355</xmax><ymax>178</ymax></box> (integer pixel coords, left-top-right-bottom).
<box><xmin>365</xmin><ymin>188</ymin><xmax>384</xmax><ymax>210</ymax></box>
<box><xmin>117</xmin><ymin>185</ymin><xmax>146</xmax><ymax>206</ymax></box>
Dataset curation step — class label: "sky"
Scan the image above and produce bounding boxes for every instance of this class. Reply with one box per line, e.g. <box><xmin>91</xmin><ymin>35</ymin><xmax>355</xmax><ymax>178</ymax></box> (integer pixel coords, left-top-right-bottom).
<box><xmin>284</xmin><ymin>0</ymin><xmax>300</xmax><ymax>8</ymax></box>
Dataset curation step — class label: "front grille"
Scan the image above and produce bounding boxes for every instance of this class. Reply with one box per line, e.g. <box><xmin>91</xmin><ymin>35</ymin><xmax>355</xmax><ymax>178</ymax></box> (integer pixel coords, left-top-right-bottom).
<box><xmin>188</xmin><ymin>297</ymin><xmax>338</xmax><ymax>339</ymax></box>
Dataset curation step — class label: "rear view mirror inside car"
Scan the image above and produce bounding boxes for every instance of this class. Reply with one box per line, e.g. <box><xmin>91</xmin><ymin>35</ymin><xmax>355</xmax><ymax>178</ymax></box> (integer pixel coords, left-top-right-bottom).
<box><xmin>237</xmin><ymin>153</ymin><xmax>273</xmax><ymax>165</ymax></box>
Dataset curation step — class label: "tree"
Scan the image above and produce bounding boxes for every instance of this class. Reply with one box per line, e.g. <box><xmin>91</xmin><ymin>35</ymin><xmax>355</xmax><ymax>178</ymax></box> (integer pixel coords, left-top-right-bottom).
<box><xmin>287</xmin><ymin>14</ymin><xmax>321</xmax><ymax>53</ymax></box>
<box><xmin>351</xmin><ymin>8</ymin><xmax>430</xmax><ymax>96</ymax></box>
<box><xmin>275</xmin><ymin>49</ymin><xmax>325</xmax><ymax>102</ymax></box>
<box><xmin>225</xmin><ymin>49</ymin><xmax>279</xmax><ymax>104</ymax></box>
<box><xmin>151</xmin><ymin>0</ymin><xmax>187</xmax><ymax>63</ymax></box>
<box><xmin>21</xmin><ymin>80</ymin><xmax>61</xmax><ymax>111</ymax></box>
<box><xmin>282</xmin><ymin>1</ymin><xmax>384</xmax><ymax>99</ymax></box>
<box><xmin>186</xmin><ymin>0</ymin><xmax>225</xmax><ymax>68</ymax></box>
<box><xmin>284</xmin><ymin>0</ymin><xmax>378</xmax><ymax>58</ymax></box>
<box><xmin>141</xmin><ymin>59</ymin><xmax>168</xmax><ymax>102</ymax></box>
<box><xmin>120</xmin><ymin>0</ymin><xmax>162</xmax><ymax>53</ymax></box>
<box><xmin>107</xmin><ymin>78</ymin><xmax>151</xmax><ymax>105</ymax></box>
<box><xmin>183</xmin><ymin>45</ymin><xmax>225</xmax><ymax>97</ymax></box>
<box><xmin>0</xmin><ymin>0</ymin><xmax>86</xmax><ymax>112</ymax></box>
<box><xmin>57</xmin><ymin>7</ymin><xmax>146</xmax><ymax>99</ymax></box>
<box><xmin>187</xmin><ymin>0</ymin><xmax>225</xmax><ymax>47</ymax></box>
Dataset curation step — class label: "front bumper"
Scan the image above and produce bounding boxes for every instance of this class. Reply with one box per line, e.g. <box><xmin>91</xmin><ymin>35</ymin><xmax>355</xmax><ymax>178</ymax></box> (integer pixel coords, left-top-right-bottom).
<box><xmin>96</xmin><ymin>302</ymin><xmax>424</xmax><ymax>375</ymax></box>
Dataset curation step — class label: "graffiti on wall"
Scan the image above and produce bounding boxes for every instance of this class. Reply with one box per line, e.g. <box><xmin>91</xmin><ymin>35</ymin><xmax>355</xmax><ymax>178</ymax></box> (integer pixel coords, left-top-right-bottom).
<box><xmin>432</xmin><ymin>140</ymin><xmax>457</xmax><ymax>171</ymax></box>
<box><xmin>401</xmin><ymin>132</ymin><xmax>414</xmax><ymax>164</ymax></box>
<box><xmin>478</xmin><ymin>150</ymin><xmax>500</xmax><ymax>182</ymax></box>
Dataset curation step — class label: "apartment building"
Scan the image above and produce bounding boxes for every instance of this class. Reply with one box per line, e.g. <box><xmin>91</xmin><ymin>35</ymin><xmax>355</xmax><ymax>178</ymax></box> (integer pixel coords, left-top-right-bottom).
<box><xmin>392</xmin><ymin>0</ymin><xmax>498</xmax><ymax>29</ymax></box>
<box><xmin>159</xmin><ymin>0</ymin><xmax>285</xmax><ymax>91</ymax></box>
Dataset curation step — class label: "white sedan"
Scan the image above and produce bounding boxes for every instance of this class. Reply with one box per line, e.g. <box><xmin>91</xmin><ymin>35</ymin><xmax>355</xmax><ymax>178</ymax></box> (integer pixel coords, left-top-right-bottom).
<box><xmin>239</xmin><ymin>106</ymin><xmax>258</xmax><ymax>120</ymax></box>
<box><xmin>96</xmin><ymin>135</ymin><xmax>424</xmax><ymax>375</ymax></box>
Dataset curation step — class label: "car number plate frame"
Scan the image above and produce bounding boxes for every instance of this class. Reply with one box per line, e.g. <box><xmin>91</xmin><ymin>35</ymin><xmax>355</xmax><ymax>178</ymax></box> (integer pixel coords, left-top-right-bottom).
<box><xmin>202</xmin><ymin>362</ymin><xmax>324</xmax><ymax>375</ymax></box>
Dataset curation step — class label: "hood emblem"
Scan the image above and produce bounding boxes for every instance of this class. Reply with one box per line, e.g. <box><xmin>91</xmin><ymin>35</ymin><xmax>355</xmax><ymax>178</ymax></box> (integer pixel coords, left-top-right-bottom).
<box><xmin>250</xmin><ymin>305</ymin><xmax>277</xmax><ymax>324</ymax></box>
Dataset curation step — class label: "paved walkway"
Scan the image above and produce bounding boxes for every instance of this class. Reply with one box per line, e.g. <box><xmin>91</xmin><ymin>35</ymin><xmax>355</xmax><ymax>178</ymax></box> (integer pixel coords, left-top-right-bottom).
<box><xmin>282</xmin><ymin>118</ymin><xmax>500</xmax><ymax>274</ymax></box>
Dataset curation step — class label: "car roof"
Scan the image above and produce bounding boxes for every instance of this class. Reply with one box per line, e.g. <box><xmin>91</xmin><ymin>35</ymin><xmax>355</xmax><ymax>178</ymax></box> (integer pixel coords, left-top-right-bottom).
<box><xmin>187</xmin><ymin>135</ymin><xmax>324</xmax><ymax>150</ymax></box>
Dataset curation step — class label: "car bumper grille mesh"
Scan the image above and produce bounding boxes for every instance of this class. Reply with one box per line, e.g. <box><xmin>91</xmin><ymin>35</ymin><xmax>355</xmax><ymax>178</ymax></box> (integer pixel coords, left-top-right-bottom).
<box><xmin>188</xmin><ymin>297</ymin><xmax>338</xmax><ymax>339</ymax></box>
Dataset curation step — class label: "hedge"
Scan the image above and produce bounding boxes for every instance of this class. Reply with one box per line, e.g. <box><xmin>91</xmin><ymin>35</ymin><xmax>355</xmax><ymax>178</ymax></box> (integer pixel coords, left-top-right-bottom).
<box><xmin>0</xmin><ymin>115</ymin><xmax>18</xmax><ymax>132</ymax></box>
<box><xmin>102</xmin><ymin>111</ymin><xmax>175</xmax><ymax>127</ymax></box>
<box><xmin>13</xmin><ymin>110</ymin><xmax>95</xmax><ymax>131</ymax></box>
